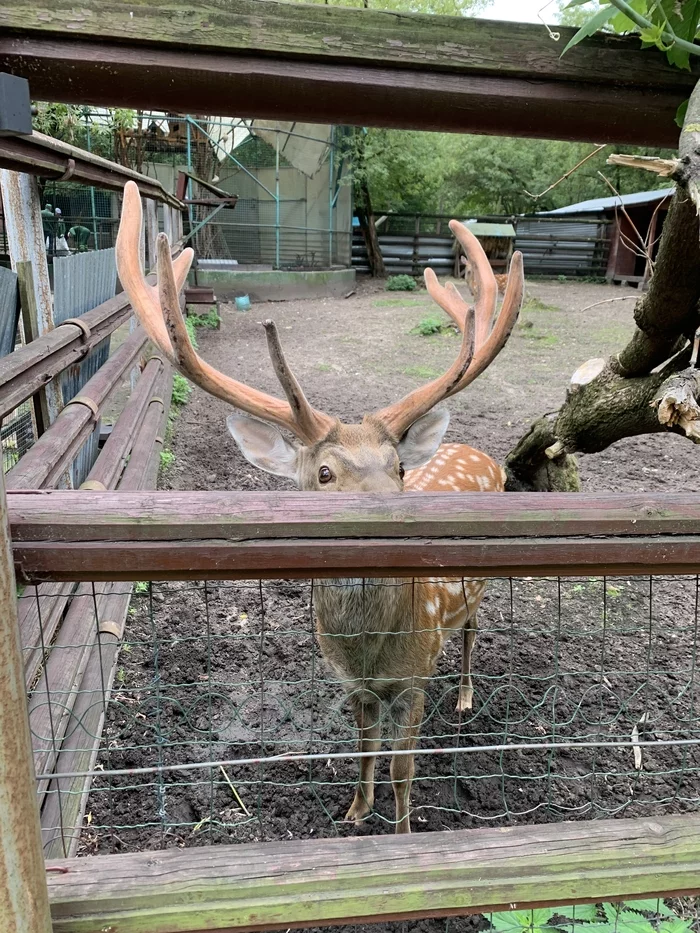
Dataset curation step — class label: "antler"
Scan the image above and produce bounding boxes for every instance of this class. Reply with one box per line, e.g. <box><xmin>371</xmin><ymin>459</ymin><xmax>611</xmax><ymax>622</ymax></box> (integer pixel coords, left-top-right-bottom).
<box><xmin>116</xmin><ymin>181</ymin><xmax>333</xmax><ymax>443</ymax></box>
<box><xmin>375</xmin><ymin>220</ymin><xmax>523</xmax><ymax>439</ymax></box>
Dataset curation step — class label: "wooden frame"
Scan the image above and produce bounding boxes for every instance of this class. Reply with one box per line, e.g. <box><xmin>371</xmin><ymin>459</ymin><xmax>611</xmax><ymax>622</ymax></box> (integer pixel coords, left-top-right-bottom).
<box><xmin>45</xmin><ymin>815</ymin><xmax>700</xmax><ymax>932</ymax></box>
<box><xmin>0</xmin><ymin>0</ymin><xmax>696</xmax><ymax>145</ymax></box>
<box><xmin>8</xmin><ymin>490</ymin><xmax>700</xmax><ymax>582</ymax></box>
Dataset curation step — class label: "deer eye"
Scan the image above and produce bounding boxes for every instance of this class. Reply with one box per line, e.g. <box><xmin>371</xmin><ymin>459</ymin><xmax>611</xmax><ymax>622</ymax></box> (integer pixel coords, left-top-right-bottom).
<box><xmin>399</xmin><ymin>463</ymin><xmax>405</xmax><ymax>480</ymax></box>
<box><xmin>318</xmin><ymin>466</ymin><xmax>333</xmax><ymax>484</ymax></box>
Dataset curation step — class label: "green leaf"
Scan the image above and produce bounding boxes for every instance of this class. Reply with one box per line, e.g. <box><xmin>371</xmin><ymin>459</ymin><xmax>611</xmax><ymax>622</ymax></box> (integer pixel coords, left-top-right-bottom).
<box><xmin>555</xmin><ymin>904</ymin><xmax>600</xmax><ymax>921</ymax></box>
<box><xmin>659</xmin><ymin>920</ymin><xmax>693</xmax><ymax>933</ymax></box>
<box><xmin>666</xmin><ymin>43</ymin><xmax>691</xmax><ymax>70</ymax></box>
<box><xmin>675</xmin><ymin>98</ymin><xmax>689</xmax><ymax>126</ymax></box>
<box><xmin>625</xmin><ymin>900</ymin><xmax>674</xmax><ymax>917</ymax></box>
<box><xmin>564</xmin><ymin>0</ymin><xmax>596</xmax><ymax>8</ymax></box>
<box><xmin>490</xmin><ymin>913</ymin><xmax>526</xmax><ymax>933</ymax></box>
<box><xmin>561</xmin><ymin>5</ymin><xmax>617</xmax><ymax>55</ymax></box>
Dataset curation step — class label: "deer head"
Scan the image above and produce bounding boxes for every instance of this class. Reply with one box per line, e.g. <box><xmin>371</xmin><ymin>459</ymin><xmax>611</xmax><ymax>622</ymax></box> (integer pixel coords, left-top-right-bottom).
<box><xmin>116</xmin><ymin>181</ymin><xmax>523</xmax><ymax>491</ymax></box>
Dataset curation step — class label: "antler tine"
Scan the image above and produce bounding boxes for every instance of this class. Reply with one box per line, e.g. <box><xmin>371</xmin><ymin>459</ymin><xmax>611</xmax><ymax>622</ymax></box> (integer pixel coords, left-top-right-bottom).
<box><xmin>262</xmin><ymin>321</ymin><xmax>331</xmax><ymax>443</ymax></box>
<box><xmin>373</xmin><ymin>220</ymin><xmax>523</xmax><ymax>439</ymax></box>
<box><xmin>450</xmin><ymin>220</ymin><xmax>498</xmax><ymax>347</ymax></box>
<box><xmin>117</xmin><ymin>181</ymin><xmax>332</xmax><ymax>443</ymax></box>
<box><xmin>374</xmin><ymin>303</ymin><xmax>476</xmax><ymax>439</ymax></box>
<box><xmin>446</xmin><ymin>249</ymin><xmax>524</xmax><ymax>398</ymax></box>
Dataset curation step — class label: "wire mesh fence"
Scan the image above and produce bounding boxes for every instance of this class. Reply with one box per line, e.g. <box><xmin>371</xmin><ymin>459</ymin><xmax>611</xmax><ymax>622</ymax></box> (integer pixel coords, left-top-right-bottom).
<box><xmin>29</xmin><ymin>572</ymin><xmax>700</xmax><ymax>864</ymax></box>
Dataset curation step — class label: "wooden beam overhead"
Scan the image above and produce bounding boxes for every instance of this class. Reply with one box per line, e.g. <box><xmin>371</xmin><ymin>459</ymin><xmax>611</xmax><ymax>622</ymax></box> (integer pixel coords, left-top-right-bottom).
<box><xmin>0</xmin><ymin>0</ymin><xmax>695</xmax><ymax>145</ymax></box>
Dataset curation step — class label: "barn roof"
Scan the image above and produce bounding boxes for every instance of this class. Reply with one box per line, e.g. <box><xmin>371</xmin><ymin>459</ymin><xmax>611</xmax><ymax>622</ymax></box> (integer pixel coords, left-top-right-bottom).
<box><xmin>540</xmin><ymin>187</ymin><xmax>674</xmax><ymax>216</ymax></box>
<box><xmin>463</xmin><ymin>221</ymin><xmax>516</xmax><ymax>238</ymax></box>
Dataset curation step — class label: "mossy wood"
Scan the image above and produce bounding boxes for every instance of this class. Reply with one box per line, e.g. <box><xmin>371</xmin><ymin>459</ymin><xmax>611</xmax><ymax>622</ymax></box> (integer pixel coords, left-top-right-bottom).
<box><xmin>47</xmin><ymin>815</ymin><xmax>700</xmax><ymax>932</ymax></box>
<box><xmin>0</xmin><ymin>0</ymin><xmax>693</xmax><ymax>144</ymax></box>
<box><xmin>8</xmin><ymin>491</ymin><xmax>700</xmax><ymax>581</ymax></box>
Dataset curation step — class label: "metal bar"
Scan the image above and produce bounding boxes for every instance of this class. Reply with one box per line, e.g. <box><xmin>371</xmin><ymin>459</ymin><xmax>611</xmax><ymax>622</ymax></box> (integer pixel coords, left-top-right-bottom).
<box><xmin>188</xmin><ymin>117</ymin><xmax>277</xmax><ymax>199</ymax></box>
<box><xmin>0</xmin><ymin>459</ymin><xmax>52</xmax><ymax>933</ymax></box>
<box><xmin>0</xmin><ymin>132</ymin><xmax>183</xmax><ymax>209</ymax></box>
<box><xmin>275</xmin><ymin>129</ymin><xmax>280</xmax><ymax>270</ymax></box>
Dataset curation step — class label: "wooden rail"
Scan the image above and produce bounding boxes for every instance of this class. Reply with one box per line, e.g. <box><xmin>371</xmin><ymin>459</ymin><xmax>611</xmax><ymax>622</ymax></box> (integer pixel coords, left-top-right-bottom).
<box><xmin>8</xmin><ymin>491</ymin><xmax>700</xmax><ymax>581</ymax></box>
<box><xmin>0</xmin><ymin>0</ymin><xmax>694</xmax><ymax>144</ymax></box>
<box><xmin>45</xmin><ymin>814</ymin><xmax>700</xmax><ymax>932</ymax></box>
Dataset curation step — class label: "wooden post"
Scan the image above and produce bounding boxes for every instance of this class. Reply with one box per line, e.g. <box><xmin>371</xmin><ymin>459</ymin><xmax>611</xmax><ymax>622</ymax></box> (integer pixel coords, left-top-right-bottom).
<box><xmin>0</xmin><ymin>172</ymin><xmax>63</xmax><ymax>426</ymax></box>
<box><xmin>16</xmin><ymin>261</ymin><xmax>50</xmax><ymax>435</ymax></box>
<box><xmin>0</xmin><ymin>462</ymin><xmax>53</xmax><ymax>933</ymax></box>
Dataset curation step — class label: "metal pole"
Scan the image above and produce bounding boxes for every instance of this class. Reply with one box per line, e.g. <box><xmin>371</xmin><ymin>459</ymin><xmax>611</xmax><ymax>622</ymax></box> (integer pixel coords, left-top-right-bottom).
<box><xmin>0</xmin><ymin>464</ymin><xmax>53</xmax><ymax>933</ymax></box>
<box><xmin>275</xmin><ymin>130</ymin><xmax>280</xmax><ymax>271</ymax></box>
<box><xmin>85</xmin><ymin>119</ymin><xmax>99</xmax><ymax>249</ymax></box>
<box><xmin>328</xmin><ymin>127</ymin><xmax>334</xmax><ymax>266</ymax></box>
<box><xmin>186</xmin><ymin>117</ymin><xmax>195</xmax><ymax>236</ymax></box>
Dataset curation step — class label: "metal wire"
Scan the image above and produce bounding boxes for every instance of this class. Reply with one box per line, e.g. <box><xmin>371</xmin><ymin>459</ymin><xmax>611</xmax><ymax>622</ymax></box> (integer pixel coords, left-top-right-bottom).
<box><xmin>22</xmin><ymin>574</ymin><xmax>698</xmax><ymax>858</ymax></box>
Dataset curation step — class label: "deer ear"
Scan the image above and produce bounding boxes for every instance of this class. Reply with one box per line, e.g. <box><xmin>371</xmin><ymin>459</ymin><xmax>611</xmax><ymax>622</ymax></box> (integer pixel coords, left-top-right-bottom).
<box><xmin>227</xmin><ymin>413</ymin><xmax>299</xmax><ymax>479</ymax></box>
<box><xmin>397</xmin><ymin>408</ymin><xmax>450</xmax><ymax>470</ymax></box>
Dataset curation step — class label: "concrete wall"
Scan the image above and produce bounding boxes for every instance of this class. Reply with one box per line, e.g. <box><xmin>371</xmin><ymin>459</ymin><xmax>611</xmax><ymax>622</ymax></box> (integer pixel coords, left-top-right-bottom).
<box><xmin>195</xmin><ymin>268</ymin><xmax>356</xmax><ymax>302</ymax></box>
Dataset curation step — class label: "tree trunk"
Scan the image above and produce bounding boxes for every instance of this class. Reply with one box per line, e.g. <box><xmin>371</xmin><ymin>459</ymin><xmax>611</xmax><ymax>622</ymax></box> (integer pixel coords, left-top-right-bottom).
<box><xmin>505</xmin><ymin>79</ymin><xmax>700</xmax><ymax>492</ymax></box>
<box><xmin>352</xmin><ymin>131</ymin><xmax>385</xmax><ymax>278</ymax></box>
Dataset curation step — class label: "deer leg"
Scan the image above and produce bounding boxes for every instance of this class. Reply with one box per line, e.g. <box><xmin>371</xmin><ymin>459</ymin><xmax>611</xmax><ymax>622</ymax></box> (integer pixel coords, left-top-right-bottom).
<box><xmin>457</xmin><ymin>613</ymin><xmax>478</xmax><ymax>712</ymax></box>
<box><xmin>390</xmin><ymin>690</ymin><xmax>426</xmax><ymax>834</ymax></box>
<box><xmin>345</xmin><ymin>697</ymin><xmax>381</xmax><ymax>826</ymax></box>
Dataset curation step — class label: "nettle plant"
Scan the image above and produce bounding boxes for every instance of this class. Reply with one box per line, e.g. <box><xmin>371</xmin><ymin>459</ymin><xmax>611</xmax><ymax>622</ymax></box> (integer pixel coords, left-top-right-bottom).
<box><xmin>488</xmin><ymin>901</ymin><xmax>691</xmax><ymax>933</ymax></box>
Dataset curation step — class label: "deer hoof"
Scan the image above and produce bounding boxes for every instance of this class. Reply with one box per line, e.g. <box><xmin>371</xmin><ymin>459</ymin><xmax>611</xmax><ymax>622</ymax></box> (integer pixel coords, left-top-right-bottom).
<box><xmin>456</xmin><ymin>686</ymin><xmax>473</xmax><ymax>712</ymax></box>
<box><xmin>345</xmin><ymin>797</ymin><xmax>372</xmax><ymax>826</ymax></box>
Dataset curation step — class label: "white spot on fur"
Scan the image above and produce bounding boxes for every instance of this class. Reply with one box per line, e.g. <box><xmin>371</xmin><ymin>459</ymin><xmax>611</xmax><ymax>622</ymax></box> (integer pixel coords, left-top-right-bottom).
<box><xmin>470</xmin><ymin>454</ymin><xmax>480</xmax><ymax>462</ymax></box>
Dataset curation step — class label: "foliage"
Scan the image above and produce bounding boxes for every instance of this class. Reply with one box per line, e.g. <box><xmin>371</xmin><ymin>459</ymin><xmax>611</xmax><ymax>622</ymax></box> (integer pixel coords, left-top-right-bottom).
<box><xmin>171</xmin><ymin>373</ymin><xmax>192</xmax><ymax>407</ymax></box>
<box><xmin>189</xmin><ymin>307</ymin><xmax>221</xmax><ymax>329</ymax></box>
<box><xmin>31</xmin><ymin>103</ymin><xmax>136</xmax><ymax>158</ymax></box>
<box><xmin>159</xmin><ymin>450</ymin><xmax>176</xmax><ymax>470</ymax></box>
<box><xmin>558</xmin><ymin>0</ymin><xmax>700</xmax><ymax>72</ymax></box>
<box><xmin>386</xmin><ymin>274</ymin><xmax>417</xmax><ymax>291</ymax></box>
<box><xmin>184</xmin><ymin>316</ymin><xmax>199</xmax><ymax>350</ymax></box>
<box><xmin>411</xmin><ymin>314</ymin><xmax>452</xmax><ymax>335</ymax></box>
<box><xmin>488</xmin><ymin>901</ymin><xmax>688</xmax><ymax>933</ymax></box>
<box><xmin>134</xmin><ymin>582</ymin><xmax>149</xmax><ymax>594</ymax></box>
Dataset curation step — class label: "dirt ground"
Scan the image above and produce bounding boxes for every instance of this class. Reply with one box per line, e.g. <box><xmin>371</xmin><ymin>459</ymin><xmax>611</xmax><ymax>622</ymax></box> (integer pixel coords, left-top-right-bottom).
<box><xmin>87</xmin><ymin>277</ymin><xmax>700</xmax><ymax>932</ymax></box>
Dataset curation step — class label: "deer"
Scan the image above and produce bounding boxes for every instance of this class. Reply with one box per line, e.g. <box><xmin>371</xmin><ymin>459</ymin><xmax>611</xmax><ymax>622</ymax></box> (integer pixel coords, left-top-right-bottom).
<box><xmin>116</xmin><ymin>180</ymin><xmax>524</xmax><ymax>834</ymax></box>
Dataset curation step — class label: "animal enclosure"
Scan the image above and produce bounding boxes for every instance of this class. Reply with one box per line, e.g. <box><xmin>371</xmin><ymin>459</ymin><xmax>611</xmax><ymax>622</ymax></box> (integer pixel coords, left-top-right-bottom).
<box><xmin>37</xmin><ymin>572</ymin><xmax>700</xmax><ymax>851</ymax></box>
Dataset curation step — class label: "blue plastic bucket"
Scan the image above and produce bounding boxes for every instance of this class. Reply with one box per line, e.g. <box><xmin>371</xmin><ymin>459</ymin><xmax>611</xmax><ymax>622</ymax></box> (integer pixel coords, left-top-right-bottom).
<box><xmin>235</xmin><ymin>294</ymin><xmax>251</xmax><ymax>312</ymax></box>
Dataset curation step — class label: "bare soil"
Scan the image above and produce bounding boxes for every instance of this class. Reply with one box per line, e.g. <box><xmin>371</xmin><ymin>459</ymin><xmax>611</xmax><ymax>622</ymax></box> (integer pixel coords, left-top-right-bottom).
<box><xmin>86</xmin><ymin>278</ymin><xmax>700</xmax><ymax>932</ymax></box>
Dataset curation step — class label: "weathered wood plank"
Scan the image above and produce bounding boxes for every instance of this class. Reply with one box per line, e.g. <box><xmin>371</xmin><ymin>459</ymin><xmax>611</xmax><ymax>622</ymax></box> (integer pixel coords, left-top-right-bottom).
<box><xmin>46</xmin><ymin>814</ymin><xmax>700</xmax><ymax>932</ymax></box>
<box><xmin>12</xmin><ymin>535</ymin><xmax>700</xmax><ymax>582</ymax></box>
<box><xmin>0</xmin><ymin>37</ymin><xmax>685</xmax><ymax>146</ymax></box>
<box><xmin>0</xmin><ymin>433</ymin><xmax>52</xmax><ymax>932</ymax></box>
<box><xmin>2</xmin><ymin>0</ymin><xmax>697</xmax><ymax>87</ymax></box>
<box><xmin>8</xmin><ymin>491</ymin><xmax>700</xmax><ymax>542</ymax></box>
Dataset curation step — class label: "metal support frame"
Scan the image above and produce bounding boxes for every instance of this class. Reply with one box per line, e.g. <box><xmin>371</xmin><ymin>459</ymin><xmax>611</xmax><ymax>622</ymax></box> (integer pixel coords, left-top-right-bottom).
<box><xmin>0</xmin><ymin>462</ymin><xmax>53</xmax><ymax>933</ymax></box>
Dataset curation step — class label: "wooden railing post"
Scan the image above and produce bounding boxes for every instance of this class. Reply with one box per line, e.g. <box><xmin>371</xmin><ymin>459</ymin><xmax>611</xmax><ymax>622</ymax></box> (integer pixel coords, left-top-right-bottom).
<box><xmin>0</xmin><ymin>462</ymin><xmax>52</xmax><ymax>932</ymax></box>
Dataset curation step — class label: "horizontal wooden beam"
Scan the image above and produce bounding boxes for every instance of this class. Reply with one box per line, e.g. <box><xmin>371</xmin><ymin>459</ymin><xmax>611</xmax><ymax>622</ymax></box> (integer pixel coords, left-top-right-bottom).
<box><xmin>0</xmin><ymin>0</ymin><xmax>694</xmax><ymax>145</ymax></box>
<box><xmin>46</xmin><ymin>814</ymin><xmax>700</xmax><ymax>932</ymax></box>
<box><xmin>8</xmin><ymin>491</ymin><xmax>700</xmax><ymax>581</ymax></box>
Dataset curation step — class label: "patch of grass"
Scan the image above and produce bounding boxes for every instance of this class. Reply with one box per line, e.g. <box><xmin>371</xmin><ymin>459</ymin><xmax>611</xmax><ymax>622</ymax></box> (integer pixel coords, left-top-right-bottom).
<box><xmin>159</xmin><ymin>449</ymin><xmax>175</xmax><ymax>471</ymax></box>
<box><xmin>374</xmin><ymin>297</ymin><xmax>420</xmax><ymax>308</ymax></box>
<box><xmin>134</xmin><ymin>581</ymin><xmax>149</xmax><ymax>594</ymax></box>
<box><xmin>386</xmin><ymin>274</ymin><xmax>417</xmax><ymax>291</ymax></box>
<box><xmin>519</xmin><ymin>320</ymin><xmax>557</xmax><ymax>346</ymax></box>
<box><xmin>184</xmin><ymin>315</ymin><xmax>199</xmax><ymax>349</ymax></box>
<box><xmin>189</xmin><ymin>307</ymin><xmax>221</xmax><ymax>330</ymax></box>
<box><xmin>171</xmin><ymin>373</ymin><xmax>192</xmax><ymax>407</ymax></box>
<box><xmin>403</xmin><ymin>364</ymin><xmax>442</xmax><ymax>379</ymax></box>
<box><xmin>522</xmin><ymin>296</ymin><xmax>559</xmax><ymax>313</ymax></box>
<box><xmin>316</xmin><ymin>362</ymin><xmax>332</xmax><ymax>372</ymax></box>
<box><xmin>410</xmin><ymin>314</ymin><xmax>455</xmax><ymax>337</ymax></box>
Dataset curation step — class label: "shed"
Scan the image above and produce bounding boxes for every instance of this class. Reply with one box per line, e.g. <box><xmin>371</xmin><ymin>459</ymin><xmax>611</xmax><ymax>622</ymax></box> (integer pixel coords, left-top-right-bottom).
<box><xmin>454</xmin><ymin>221</ymin><xmax>516</xmax><ymax>276</ymax></box>
<box><xmin>541</xmin><ymin>188</ymin><xmax>673</xmax><ymax>286</ymax></box>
